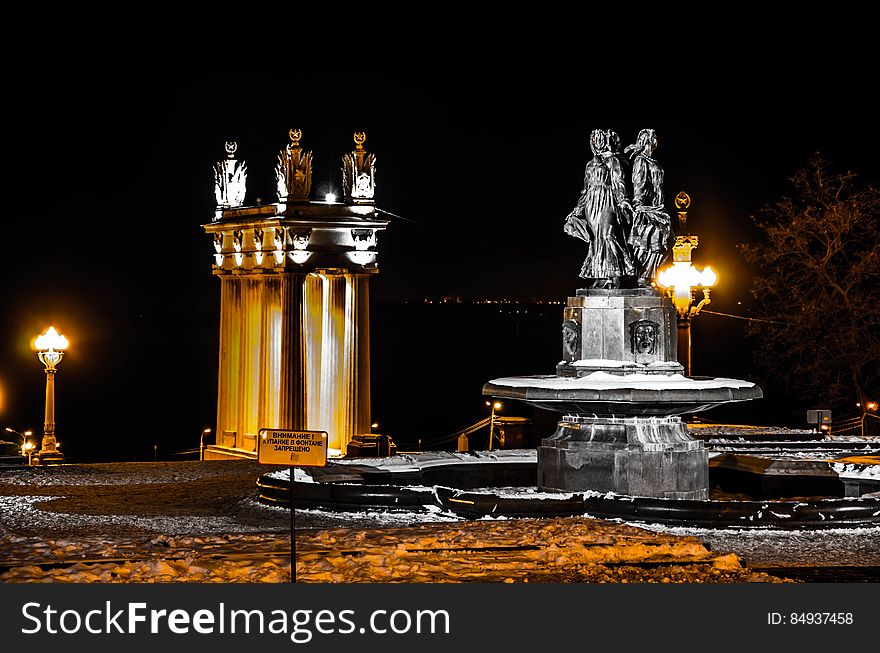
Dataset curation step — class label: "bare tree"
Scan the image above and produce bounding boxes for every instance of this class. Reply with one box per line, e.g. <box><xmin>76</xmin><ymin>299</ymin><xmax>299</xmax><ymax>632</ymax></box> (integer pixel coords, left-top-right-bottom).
<box><xmin>740</xmin><ymin>156</ymin><xmax>880</xmax><ymax>423</ymax></box>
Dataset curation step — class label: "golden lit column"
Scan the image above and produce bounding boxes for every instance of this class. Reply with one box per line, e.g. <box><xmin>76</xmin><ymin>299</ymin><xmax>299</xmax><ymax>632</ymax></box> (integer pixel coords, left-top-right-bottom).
<box><xmin>303</xmin><ymin>272</ymin><xmax>372</xmax><ymax>453</ymax></box>
<box><xmin>318</xmin><ymin>274</ymin><xmax>347</xmax><ymax>450</ymax></box>
<box><xmin>34</xmin><ymin>327</ymin><xmax>68</xmax><ymax>463</ymax></box>
<box><xmin>303</xmin><ymin>273</ymin><xmax>325</xmax><ymax>437</ymax></box>
<box><xmin>216</xmin><ymin>273</ymin><xmax>307</xmax><ymax>453</ymax></box>
<box><xmin>216</xmin><ymin>276</ymin><xmax>241</xmax><ymax>449</ymax></box>
<box><xmin>278</xmin><ymin>274</ymin><xmax>307</xmax><ymax>430</ymax></box>
<box><xmin>346</xmin><ymin>273</ymin><xmax>372</xmax><ymax>440</ymax></box>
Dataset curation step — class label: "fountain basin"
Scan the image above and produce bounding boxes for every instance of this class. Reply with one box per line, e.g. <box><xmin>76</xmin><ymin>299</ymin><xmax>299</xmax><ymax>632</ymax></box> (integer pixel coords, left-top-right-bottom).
<box><xmin>254</xmin><ymin>451</ymin><xmax>880</xmax><ymax>529</ymax></box>
<box><xmin>483</xmin><ymin>372</ymin><xmax>762</xmax><ymax>416</ymax></box>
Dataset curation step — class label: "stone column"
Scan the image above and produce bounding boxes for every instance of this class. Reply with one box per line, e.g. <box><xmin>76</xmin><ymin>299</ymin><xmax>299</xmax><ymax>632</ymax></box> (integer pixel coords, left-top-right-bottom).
<box><xmin>216</xmin><ymin>277</ymin><xmax>242</xmax><ymax>449</ymax></box>
<box><xmin>278</xmin><ymin>274</ymin><xmax>307</xmax><ymax>430</ymax></box>
<box><xmin>346</xmin><ymin>274</ymin><xmax>372</xmax><ymax>439</ymax></box>
<box><xmin>216</xmin><ymin>273</ymin><xmax>308</xmax><ymax>453</ymax></box>
<box><xmin>319</xmin><ymin>274</ymin><xmax>348</xmax><ymax>451</ymax></box>
<box><xmin>302</xmin><ymin>272</ymin><xmax>372</xmax><ymax>453</ymax></box>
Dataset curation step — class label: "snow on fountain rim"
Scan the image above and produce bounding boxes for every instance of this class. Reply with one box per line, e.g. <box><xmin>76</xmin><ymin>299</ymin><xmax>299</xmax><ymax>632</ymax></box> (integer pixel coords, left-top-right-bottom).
<box><xmin>489</xmin><ymin>371</ymin><xmax>755</xmax><ymax>390</ymax></box>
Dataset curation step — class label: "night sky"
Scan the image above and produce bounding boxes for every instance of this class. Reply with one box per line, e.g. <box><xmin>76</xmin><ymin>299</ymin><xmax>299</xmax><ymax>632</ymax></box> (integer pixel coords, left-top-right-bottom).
<box><xmin>1</xmin><ymin>33</ymin><xmax>876</xmax><ymax>460</ymax></box>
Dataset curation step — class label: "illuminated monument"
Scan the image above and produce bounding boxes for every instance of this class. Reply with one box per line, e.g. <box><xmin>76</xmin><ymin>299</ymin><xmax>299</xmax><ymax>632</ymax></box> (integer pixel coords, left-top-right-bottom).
<box><xmin>203</xmin><ymin>131</ymin><xmax>387</xmax><ymax>459</ymax></box>
<box><xmin>484</xmin><ymin>129</ymin><xmax>761</xmax><ymax>499</ymax></box>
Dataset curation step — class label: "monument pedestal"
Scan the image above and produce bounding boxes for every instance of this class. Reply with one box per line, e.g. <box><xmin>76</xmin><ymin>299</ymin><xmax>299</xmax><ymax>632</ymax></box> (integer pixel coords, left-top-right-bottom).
<box><xmin>538</xmin><ymin>416</ymin><xmax>708</xmax><ymax>500</ymax></box>
<box><xmin>558</xmin><ymin>289</ymin><xmax>683</xmax><ymax>375</ymax></box>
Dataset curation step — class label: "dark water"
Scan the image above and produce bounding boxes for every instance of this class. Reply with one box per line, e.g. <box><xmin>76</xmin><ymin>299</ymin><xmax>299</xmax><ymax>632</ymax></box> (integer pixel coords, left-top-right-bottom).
<box><xmin>6</xmin><ymin>300</ymin><xmax>788</xmax><ymax>463</ymax></box>
<box><xmin>369</xmin><ymin>301</ymin><xmax>783</xmax><ymax>451</ymax></box>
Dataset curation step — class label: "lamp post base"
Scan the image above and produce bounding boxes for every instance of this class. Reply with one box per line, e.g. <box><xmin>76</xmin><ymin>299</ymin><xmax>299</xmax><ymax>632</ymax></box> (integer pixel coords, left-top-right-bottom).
<box><xmin>35</xmin><ymin>450</ymin><xmax>64</xmax><ymax>464</ymax></box>
<box><xmin>37</xmin><ymin>434</ymin><xmax>64</xmax><ymax>465</ymax></box>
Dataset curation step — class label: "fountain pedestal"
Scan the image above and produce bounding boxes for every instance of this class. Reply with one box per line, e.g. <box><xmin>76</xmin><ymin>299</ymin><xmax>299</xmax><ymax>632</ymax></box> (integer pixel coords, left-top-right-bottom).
<box><xmin>539</xmin><ymin>416</ymin><xmax>708</xmax><ymax>500</ymax></box>
<box><xmin>485</xmin><ymin>289</ymin><xmax>760</xmax><ymax>500</ymax></box>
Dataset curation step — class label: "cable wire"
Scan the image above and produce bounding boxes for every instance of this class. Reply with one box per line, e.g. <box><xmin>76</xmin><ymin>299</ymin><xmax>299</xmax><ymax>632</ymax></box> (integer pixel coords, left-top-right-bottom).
<box><xmin>701</xmin><ymin>310</ymin><xmax>790</xmax><ymax>325</ymax></box>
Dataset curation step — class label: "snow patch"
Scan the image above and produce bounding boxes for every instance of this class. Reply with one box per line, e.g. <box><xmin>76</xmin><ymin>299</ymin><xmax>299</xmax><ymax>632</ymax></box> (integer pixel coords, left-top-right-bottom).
<box><xmin>832</xmin><ymin>462</ymin><xmax>880</xmax><ymax>480</ymax></box>
<box><xmin>490</xmin><ymin>372</ymin><xmax>755</xmax><ymax>390</ymax></box>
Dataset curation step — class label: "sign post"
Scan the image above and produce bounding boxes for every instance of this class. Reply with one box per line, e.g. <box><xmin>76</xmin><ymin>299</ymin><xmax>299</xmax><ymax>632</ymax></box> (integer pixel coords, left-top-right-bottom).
<box><xmin>806</xmin><ymin>409</ymin><xmax>832</xmax><ymax>435</ymax></box>
<box><xmin>258</xmin><ymin>428</ymin><xmax>328</xmax><ymax>583</ymax></box>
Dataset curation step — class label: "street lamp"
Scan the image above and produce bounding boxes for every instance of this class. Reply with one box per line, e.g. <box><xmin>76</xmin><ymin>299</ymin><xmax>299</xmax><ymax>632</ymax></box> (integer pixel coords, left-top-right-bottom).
<box><xmin>200</xmin><ymin>428</ymin><xmax>212</xmax><ymax>461</ymax></box>
<box><xmin>862</xmin><ymin>401</ymin><xmax>878</xmax><ymax>437</ymax></box>
<box><xmin>21</xmin><ymin>440</ymin><xmax>35</xmax><ymax>465</ymax></box>
<box><xmin>34</xmin><ymin>327</ymin><xmax>68</xmax><ymax>464</ymax></box>
<box><xmin>5</xmin><ymin>427</ymin><xmax>32</xmax><ymax>440</ymax></box>
<box><xmin>655</xmin><ymin>192</ymin><xmax>716</xmax><ymax>377</ymax></box>
<box><xmin>5</xmin><ymin>427</ymin><xmax>34</xmax><ymax>464</ymax></box>
<box><xmin>485</xmin><ymin>400</ymin><xmax>502</xmax><ymax>450</ymax></box>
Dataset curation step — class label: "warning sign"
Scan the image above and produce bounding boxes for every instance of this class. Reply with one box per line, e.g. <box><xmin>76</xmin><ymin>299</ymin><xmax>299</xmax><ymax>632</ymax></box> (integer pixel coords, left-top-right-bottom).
<box><xmin>258</xmin><ymin>429</ymin><xmax>328</xmax><ymax>467</ymax></box>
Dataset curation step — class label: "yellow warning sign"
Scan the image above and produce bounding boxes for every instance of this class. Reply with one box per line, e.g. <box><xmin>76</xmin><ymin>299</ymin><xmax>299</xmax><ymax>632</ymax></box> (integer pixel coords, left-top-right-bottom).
<box><xmin>258</xmin><ymin>429</ymin><xmax>328</xmax><ymax>467</ymax></box>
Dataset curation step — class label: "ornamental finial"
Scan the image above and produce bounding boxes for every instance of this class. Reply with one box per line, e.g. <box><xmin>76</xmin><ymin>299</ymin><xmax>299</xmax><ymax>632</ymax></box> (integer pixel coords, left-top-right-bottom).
<box><xmin>213</xmin><ymin>141</ymin><xmax>247</xmax><ymax>214</ymax></box>
<box><xmin>674</xmin><ymin>191</ymin><xmax>691</xmax><ymax>211</ymax></box>
<box><xmin>342</xmin><ymin>131</ymin><xmax>376</xmax><ymax>204</ymax></box>
<box><xmin>275</xmin><ymin>129</ymin><xmax>312</xmax><ymax>202</ymax></box>
<box><xmin>354</xmin><ymin>131</ymin><xmax>366</xmax><ymax>151</ymax></box>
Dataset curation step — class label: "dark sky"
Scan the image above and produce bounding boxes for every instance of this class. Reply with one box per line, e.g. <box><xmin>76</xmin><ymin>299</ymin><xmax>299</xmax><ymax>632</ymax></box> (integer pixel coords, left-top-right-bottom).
<box><xmin>1</xmin><ymin>33</ymin><xmax>876</xmax><ymax>458</ymax></box>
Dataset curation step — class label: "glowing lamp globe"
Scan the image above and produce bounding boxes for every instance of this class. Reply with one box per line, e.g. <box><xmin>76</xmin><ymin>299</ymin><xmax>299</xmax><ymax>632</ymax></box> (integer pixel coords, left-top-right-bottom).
<box><xmin>699</xmin><ymin>266</ymin><xmax>717</xmax><ymax>287</ymax></box>
<box><xmin>35</xmin><ymin>326</ymin><xmax>68</xmax><ymax>370</ymax></box>
<box><xmin>657</xmin><ymin>263</ymin><xmax>718</xmax><ymax>320</ymax></box>
<box><xmin>35</xmin><ymin>326</ymin><xmax>68</xmax><ymax>351</ymax></box>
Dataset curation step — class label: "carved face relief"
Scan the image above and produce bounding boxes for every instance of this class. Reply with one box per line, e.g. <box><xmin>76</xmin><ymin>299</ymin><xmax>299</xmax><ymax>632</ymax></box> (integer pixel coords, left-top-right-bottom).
<box><xmin>290</xmin><ymin>230</ymin><xmax>311</xmax><ymax>251</ymax></box>
<box><xmin>629</xmin><ymin>320</ymin><xmax>660</xmax><ymax>355</ymax></box>
<box><xmin>351</xmin><ymin>228</ymin><xmax>376</xmax><ymax>251</ymax></box>
<box><xmin>562</xmin><ymin>320</ymin><xmax>580</xmax><ymax>358</ymax></box>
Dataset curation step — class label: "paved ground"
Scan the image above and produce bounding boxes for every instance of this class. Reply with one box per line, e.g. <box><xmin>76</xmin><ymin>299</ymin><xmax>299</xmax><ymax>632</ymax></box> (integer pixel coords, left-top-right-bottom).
<box><xmin>0</xmin><ymin>461</ymin><xmax>875</xmax><ymax>582</ymax></box>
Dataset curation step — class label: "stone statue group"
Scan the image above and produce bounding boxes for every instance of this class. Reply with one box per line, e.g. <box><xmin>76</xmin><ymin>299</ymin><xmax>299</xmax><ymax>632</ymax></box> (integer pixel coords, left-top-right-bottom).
<box><xmin>564</xmin><ymin>128</ymin><xmax>673</xmax><ymax>289</ymax></box>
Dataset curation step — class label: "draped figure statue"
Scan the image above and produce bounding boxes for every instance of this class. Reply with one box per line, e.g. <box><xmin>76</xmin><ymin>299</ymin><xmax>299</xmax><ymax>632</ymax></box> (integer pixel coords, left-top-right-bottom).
<box><xmin>564</xmin><ymin>127</ymin><xmax>674</xmax><ymax>289</ymax></box>
<box><xmin>624</xmin><ymin>128</ymin><xmax>673</xmax><ymax>286</ymax></box>
<box><xmin>564</xmin><ymin>129</ymin><xmax>634</xmax><ymax>288</ymax></box>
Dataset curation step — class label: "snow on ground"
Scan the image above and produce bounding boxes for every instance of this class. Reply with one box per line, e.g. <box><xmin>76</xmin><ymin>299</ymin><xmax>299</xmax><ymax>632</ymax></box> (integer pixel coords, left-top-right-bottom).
<box><xmin>0</xmin><ymin>495</ymin><xmax>271</xmax><ymax>536</ymax></box>
<box><xmin>0</xmin><ymin>462</ymin><xmax>239</xmax><ymax>487</ymax></box>
<box><xmin>688</xmin><ymin>424</ymin><xmax>816</xmax><ymax>437</ymax></box>
<box><xmin>627</xmin><ymin>521</ymin><xmax>880</xmax><ymax>567</ymax></box>
<box><xmin>290</xmin><ymin>516</ymin><xmax>766</xmax><ymax>583</ymax></box>
<box><xmin>832</xmin><ymin>461</ymin><xmax>880</xmax><ymax>479</ymax></box>
<box><xmin>708</xmin><ymin>447</ymin><xmax>878</xmax><ymax>460</ymax></box>
<box><xmin>2</xmin><ymin>460</ymin><xmax>879</xmax><ymax>583</ymax></box>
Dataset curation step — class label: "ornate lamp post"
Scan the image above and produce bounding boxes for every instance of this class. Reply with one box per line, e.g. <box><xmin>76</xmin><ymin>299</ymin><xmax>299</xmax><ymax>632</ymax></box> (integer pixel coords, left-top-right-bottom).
<box><xmin>656</xmin><ymin>193</ymin><xmax>717</xmax><ymax>377</ymax></box>
<box><xmin>34</xmin><ymin>327</ymin><xmax>68</xmax><ymax>464</ymax></box>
